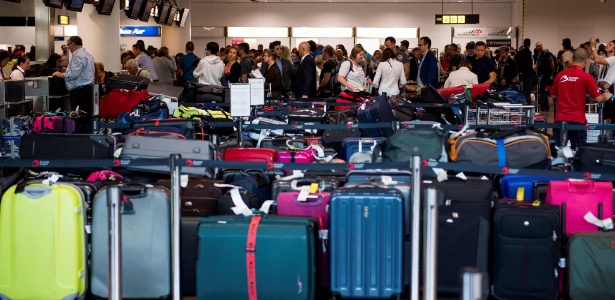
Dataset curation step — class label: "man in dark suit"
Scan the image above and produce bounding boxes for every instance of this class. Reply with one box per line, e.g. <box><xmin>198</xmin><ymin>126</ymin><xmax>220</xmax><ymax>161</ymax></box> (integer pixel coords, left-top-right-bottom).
<box><xmin>260</xmin><ymin>41</ymin><xmax>296</xmax><ymax>96</ymax></box>
<box><xmin>417</xmin><ymin>36</ymin><xmax>439</xmax><ymax>88</ymax></box>
<box><xmin>295</xmin><ymin>41</ymin><xmax>317</xmax><ymax>98</ymax></box>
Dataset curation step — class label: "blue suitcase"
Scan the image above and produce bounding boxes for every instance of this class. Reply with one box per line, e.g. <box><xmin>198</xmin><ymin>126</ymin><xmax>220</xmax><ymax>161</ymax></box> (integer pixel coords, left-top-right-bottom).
<box><xmin>356</xmin><ymin>94</ymin><xmax>395</xmax><ymax>137</ymax></box>
<box><xmin>329</xmin><ymin>187</ymin><xmax>404</xmax><ymax>299</ymax></box>
<box><xmin>500</xmin><ymin>175</ymin><xmax>565</xmax><ymax>201</ymax></box>
<box><xmin>340</xmin><ymin>137</ymin><xmax>386</xmax><ymax>162</ymax></box>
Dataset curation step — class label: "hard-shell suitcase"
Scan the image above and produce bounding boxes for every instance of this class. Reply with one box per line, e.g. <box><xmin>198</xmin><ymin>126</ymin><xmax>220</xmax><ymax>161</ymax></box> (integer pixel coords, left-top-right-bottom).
<box><xmin>0</xmin><ymin>182</ymin><xmax>87</xmax><ymax>300</ymax></box>
<box><xmin>181</xmin><ymin>217</ymin><xmax>201</xmax><ymax>296</ymax></box>
<box><xmin>20</xmin><ymin>133</ymin><xmax>118</xmax><ymax>159</ymax></box>
<box><xmin>32</xmin><ymin>115</ymin><xmax>59</xmax><ymax>133</ymax></box>
<box><xmin>340</xmin><ymin>137</ymin><xmax>386</xmax><ymax>162</ymax></box>
<box><xmin>546</xmin><ymin>180</ymin><xmax>613</xmax><ymax>235</ymax></box>
<box><xmin>223</xmin><ymin>147</ymin><xmax>277</xmax><ymax>163</ymax></box>
<box><xmin>276</xmin><ymin>190</ymin><xmax>330</xmax><ymax>285</ymax></box>
<box><xmin>2</xmin><ymin>115</ymin><xmax>33</xmax><ymax>158</ymax></box>
<box><xmin>90</xmin><ymin>185</ymin><xmax>171</xmax><ymax>298</ymax></box>
<box><xmin>197</xmin><ymin>215</ymin><xmax>318</xmax><ymax>300</ymax></box>
<box><xmin>259</xmin><ymin>136</ymin><xmax>307</xmax><ymax>151</ymax></box>
<box><xmin>329</xmin><ymin>187</ymin><xmax>404</xmax><ymax>299</ymax></box>
<box><xmin>108</xmin><ymin>74</ymin><xmax>150</xmax><ymax>91</ymax></box>
<box><xmin>321</xmin><ymin>128</ymin><xmax>362</xmax><ymax>153</ymax></box>
<box><xmin>567</xmin><ymin>232</ymin><xmax>615</xmax><ymax>300</ymax></box>
<box><xmin>423</xmin><ymin>178</ymin><xmax>493</xmax><ymax>295</ymax></box>
<box><xmin>356</xmin><ymin>94</ymin><xmax>395</xmax><ymax>137</ymax></box>
<box><xmin>120</xmin><ymin>135</ymin><xmax>215</xmax><ymax>178</ymax></box>
<box><xmin>492</xmin><ymin>201</ymin><xmax>561</xmax><ymax>300</ymax></box>
<box><xmin>500</xmin><ymin>175</ymin><xmax>564</xmax><ymax>201</ymax></box>
<box><xmin>276</xmin><ymin>148</ymin><xmax>316</xmax><ymax>163</ymax></box>
<box><xmin>157</xmin><ymin>177</ymin><xmax>222</xmax><ymax>217</ymax></box>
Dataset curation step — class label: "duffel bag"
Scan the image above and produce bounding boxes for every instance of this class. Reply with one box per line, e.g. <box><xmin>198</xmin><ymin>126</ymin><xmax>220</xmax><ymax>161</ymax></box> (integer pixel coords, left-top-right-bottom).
<box><xmin>449</xmin><ymin>128</ymin><xmax>551</xmax><ymax>169</ymax></box>
<box><xmin>99</xmin><ymin>88</ymin><xmax>150</xmax><ymax>117</ymax></box>
<box><xmin>178</xmin><ymin>82</ymin><xmax>229</xmax><ymax>103</ymax></box>
<box><xmin>382</xmin><ymin>121</ymin><xmax>447</xmax><ymax>162</ymax></box>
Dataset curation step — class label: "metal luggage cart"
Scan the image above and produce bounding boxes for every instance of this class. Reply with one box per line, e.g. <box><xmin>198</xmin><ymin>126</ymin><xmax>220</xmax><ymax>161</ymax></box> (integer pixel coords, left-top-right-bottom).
<box><xmin>466</xmin><ymin>102</ymin><xmax>536</xmax><ymax>125</ymax></box>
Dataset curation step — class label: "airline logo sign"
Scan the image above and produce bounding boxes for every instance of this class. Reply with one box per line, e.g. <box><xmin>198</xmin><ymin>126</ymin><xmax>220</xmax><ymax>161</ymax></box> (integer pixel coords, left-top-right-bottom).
<box><xmin>120</xmin><ymin>26</ymin><xmax>161</xmax><ymax>37</ymax></box>
<box><xmin>453</xmin><ymin>27</ymin><xmax>515</xmax><ymax>38</ymax></box>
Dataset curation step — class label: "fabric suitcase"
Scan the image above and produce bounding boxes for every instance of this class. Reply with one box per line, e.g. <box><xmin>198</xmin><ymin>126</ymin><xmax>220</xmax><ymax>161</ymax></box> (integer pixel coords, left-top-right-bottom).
<box><xmin>329</xmin><ymin>187</ymin><xmax>404</xmax><ymax>299</ymax></box>
<box><xmin>545</xmin><ymin>180</ymin><xmax>613</xmax><ymax>235</ymax></box>
<box><xmin>181</xmin><ymin>216</ymin><xmax>201</xmax><ymax>296</ymax></box>
<box><xmin>197</xmin><ymin>215</ymin><xmax>318</xmax><ymax>300</ymax></box>
<box><xmin>2</xmin><ymin>115</ymin><xmax>33</xmax><ymax>158</ymax></box>
<box><xmin>157</xmin><ymin>177</ymin><xmax>222</xmax><ymax>216</ymax></box>
<box><xmin>573</xmin><ymin>143</ymin><xmax>615</xmax><ymax>173</ymax></box>
<box><xmin>277</xmin><ymin>190</ymin><xmax>330</xmax><ymax>285</ymax></box>
<box><xmin>108</xmin><ymin>74</ymin><xmax>150</xmax><ymax>91</ymax></box>
<box><xmin>179</xmin><ymin>82</ymin><xmax>230</xmax><ymax>103</ymax></box>
<box><xmin>567</xmin><ymin>232</ymin><xmax>615</xmax><ymax>300</ymax></box>
<box><xmin>90</xmin><ymin>185</ymin><xmax>171</xmax><ymax>298</ymax></box>
<box><xmin>383</xmin><ymin>123</ymin><xmax>447</xmax><ymax>162</ymax></box>
<box><xmin>438</xmin><ymin>83</ymin><xmax>490</xmax><ymax>102</ymax></box>
<box><xmin>340</xmin><ymin>137</ymin><xmax>386</xmax><ymax>162</ymax></box>
<box><xmin>492</xmin><ymin>201</ymin><xmax>561</xmax><ymax>300</ymax></box>
<box><xmin>20</xmin><ymin>133</ymin><xmax>118</xmax><ymax>159</ymax></box>
<box><xmin>0</xmin><ymin>182</ymin><xmax>87</xmax><ymax>300</ymax></box>
<box><xmin>500</xmin><ymin>175</ymin><xmax>565</xmax><ymax>201</ymax></box>
<box><xmin>120</xmin><ymin>135</ymin><xmax>215</xmax><ymax>178</ymax></box>
<box><xmin>356</xmin><ymin>94</ymin><xmax>395</xmax><ymax>137</ymax></box>
<box><xmin>223</xmin><ymin>148</ymin><xmax>277</xmax><ymax>163</ymax></box>
<box><xmin>423</xmin><ymin>178</ymin><xmax>492</xmax><ymax>295</ymax></box>
<box><xmin>99</xmin><ymin>88</ymin><xmax>150</xmax><ymax>118</ymax></box>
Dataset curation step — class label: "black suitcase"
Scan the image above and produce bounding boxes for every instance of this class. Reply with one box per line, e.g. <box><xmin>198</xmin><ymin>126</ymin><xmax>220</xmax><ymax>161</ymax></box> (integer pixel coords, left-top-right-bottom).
<box><xmin>179</xmin><ymin>82</ymin><xmax>230</xmax><ymax>103</ymax></box>
<box><xmin>573</xmin><ymin>142</ymin><xmax>615</xmax><ymax>173</ymax></box>
<box><xmin>181</xmin><ymin>216</ymin><xmax>201</xmax><ymax>296</ymax></box>
<box><xmin>423</xmin><ymin>178</ymin><xmax>493</xmax><ymax>296</ymax></box>
<box><xmin>321</xmin><ymin>128</ymin><xmax>361</xmax><ymax>153</ymax></box>
<box><xmin>492</xmin><ymin>200</ymin><xmax>561</xmax><ymax>300</ymax></box>
<box><xmin>108</xmin><ymin>74</ymin><xmax>150</xmax><ymax>91</ymax></box>
<box><xmin>20</xmin><ymin>134</ymin><xmax>119</xmax><ymax>159</ymax></box>
<box><xmin>356</xmin><ymin>94</ymin><xmax>395</xmax><ymax>137</ymax></box>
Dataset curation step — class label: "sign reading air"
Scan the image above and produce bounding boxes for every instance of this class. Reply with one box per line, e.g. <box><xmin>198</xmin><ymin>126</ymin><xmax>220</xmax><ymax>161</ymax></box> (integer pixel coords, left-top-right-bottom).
<box><xmin>435</xmin><ymin>14</ymin><xmax>480</xmax><ymax>24</ymax></box>
<box><xmin>119</xmin><ymin>26</ymin><xmax>161</xmax><ymax>37</ymax></box>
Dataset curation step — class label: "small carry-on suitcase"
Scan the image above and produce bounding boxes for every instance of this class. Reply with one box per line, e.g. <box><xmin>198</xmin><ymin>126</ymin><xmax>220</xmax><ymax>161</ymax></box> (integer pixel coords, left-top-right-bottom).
<box><xmin>500</xmin><ymin>175</ymin><xmax>565</xmax><ymax>201</ymax></box>
<box><xmin>329</xmin><ymin>187</ymin><xmax>404</xmax><ymax>299</ymax></box>
<box><xmin>423</xmin><ymin>178</ymin><xmax>493</xmax><ymax>296</ymax></box>
<box><xmin>567</xmin><ymin>232</ymin><xmax>615</xmax><ymax>300</ymax></box>
<box><xmin>108</xmin><ymin>74</ymin><xmax>150</xmax><ymax>91</ymax></box>
<box><xmin>492</xmin><ymin>201</ymin><xmax>561</xmax><ymax>300</ymax></box>
<box><xmin>20</xmin><ymin>133</ymin><xmax>118</xmax><ymax>159</ymax></box>
<box><xmin>120</xmin><ymin>135</ymin><xmax>215</xmax><ymax>178</ymax></box>
<box><xmin>356</xmin><ymin>94</ymin><xmax>395</xmax><ymax>137</ymax></box>
<box><xmin>545</xmin><ymin>179</ymin><xmax>613</xmax><ymax>235</ymax></box>
<box><xmin>90</xmin><ymin>185</ymin><xmax>171</xmax><ymax>298</ymax></box>
<box><xmin>271</xmin><ymin>176</ymin><xmax>339</xmax><ymax>201</ymax></box>
<box><xmin>197</xmin><ymin>215</ymin><xmax>318</xmax><ymax>300</ymax></box>
<box><xmin>223</xmin><ymin>147</ymin><xmax>277</xmax><ymax>163</ymax></box>
<box><xmin>0</xmin><ymin>182</ymin><xmax>87</xmax><ymax>300</ymax></box>
<box><xmin>340</xmin><ymin>137</ymin><xmax>386</xmax><ymax>162</ymax></box>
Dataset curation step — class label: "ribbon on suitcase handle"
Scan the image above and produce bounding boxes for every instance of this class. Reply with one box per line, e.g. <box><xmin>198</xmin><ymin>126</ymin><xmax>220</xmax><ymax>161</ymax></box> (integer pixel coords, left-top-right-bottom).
<box><xmin>215</xmin><ymin>183</ymin><xmax>274</xmax><ymax>217</ymax></box>
<box><xmin>584</xmin><ymin>212</ymin><xmax>614</xmax><ymax>231</ymax></box>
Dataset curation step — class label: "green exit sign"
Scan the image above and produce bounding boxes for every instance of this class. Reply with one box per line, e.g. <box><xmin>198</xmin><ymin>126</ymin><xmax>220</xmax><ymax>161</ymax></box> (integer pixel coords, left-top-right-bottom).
<box><xmin>435</xmin><ymin>14</ymin><xmax>480</xmax><ymax>24</ymax></box>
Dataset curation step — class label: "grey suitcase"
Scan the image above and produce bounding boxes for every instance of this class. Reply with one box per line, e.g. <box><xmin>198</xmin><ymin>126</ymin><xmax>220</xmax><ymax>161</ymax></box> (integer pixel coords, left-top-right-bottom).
<box><xmin>90</xmin><ymin>185</ymin><xmax>171</xmax><ymax>298</ymax></box>
<box><xmin>120</xmin><ymin>135</ymin><xmax>215</xmax><ymax>178</ymax></box>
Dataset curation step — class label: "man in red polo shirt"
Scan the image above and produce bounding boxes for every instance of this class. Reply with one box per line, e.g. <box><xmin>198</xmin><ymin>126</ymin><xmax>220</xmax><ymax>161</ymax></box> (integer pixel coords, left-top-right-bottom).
<box><xmin>551</xmin><ymin>48</ymin><xmax>612</xmax><ymax>149</ymax></box>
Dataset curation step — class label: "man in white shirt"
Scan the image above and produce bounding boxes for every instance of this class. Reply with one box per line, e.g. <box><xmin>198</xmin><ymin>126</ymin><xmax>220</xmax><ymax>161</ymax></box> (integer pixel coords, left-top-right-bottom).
<box><xmin>193</xmin><ymin>42</ymin><xmax>224</xmax><ymax>85</ymax></box>
<box><xmin>444</xmin><ymin>60</ymin><xmax>478</xmax><ymax>88</ymax></box>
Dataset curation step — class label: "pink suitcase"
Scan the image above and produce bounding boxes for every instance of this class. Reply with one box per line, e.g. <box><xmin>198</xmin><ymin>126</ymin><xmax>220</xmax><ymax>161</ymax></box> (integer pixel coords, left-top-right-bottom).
<box><xmin>546</xmin><ymin>180</ymin><xmax>613</xmax><ymax>235</ymax></box>
<box><xmin>276</xmin><ymin>148</ymin><xmax>316</xmax><ymax>163</ymax></box>
<box><xmin>276</xmin><ymin>190</ymin><xmax>330</xmax><ymax>285</ymax></box>
<box><xmin>32</xmin><ymin>115</ymin><xmax>58</xmax><ymax>132</ymax></box>
<box><xmin>223</xmin><ymin>148</ymin><xmax>277</xmax><ymax>163</ymax></box>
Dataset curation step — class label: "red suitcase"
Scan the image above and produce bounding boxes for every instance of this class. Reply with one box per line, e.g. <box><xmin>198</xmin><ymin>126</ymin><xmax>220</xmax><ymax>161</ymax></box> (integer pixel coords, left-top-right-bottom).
<box><xmin>438</xmin><ymin>83</ymin><xmax>490</xmax><ymax>102</ymax></box>
<box><xmin>223</xmin><ymin>148</ymin><xmax>277</xmax><ymax>163</ymax></box>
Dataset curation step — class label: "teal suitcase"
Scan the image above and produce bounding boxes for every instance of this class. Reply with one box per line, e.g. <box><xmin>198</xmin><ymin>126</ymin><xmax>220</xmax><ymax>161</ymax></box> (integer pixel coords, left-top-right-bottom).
<box><xmin>197</xmin><ymin>215</ymin><xmax>318</xmax><ymax>300</ymax></box>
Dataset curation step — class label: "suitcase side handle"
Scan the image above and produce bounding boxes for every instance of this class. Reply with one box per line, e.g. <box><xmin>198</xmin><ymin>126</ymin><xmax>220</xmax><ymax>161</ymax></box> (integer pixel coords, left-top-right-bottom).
<box><xmin>18</xmin><ymin>186</ymin><xmax>52</xmax><ymax>198</ymax></box>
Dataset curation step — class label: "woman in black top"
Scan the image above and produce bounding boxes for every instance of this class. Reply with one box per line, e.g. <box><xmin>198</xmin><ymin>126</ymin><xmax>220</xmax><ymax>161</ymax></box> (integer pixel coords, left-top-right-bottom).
<box><xmin>222</xmin><ymin>47</ymin><xmax>241</xmax><ymax>86</ymax></box>
<box><xmin>39</xmin><ymin>53</ymin><xmax>61</xmax><ymax>77</ymax></box>
<box><xmin>95</xmin><ymin>62</ymin><xmax>115</xmax><ymax>96</ymax></box>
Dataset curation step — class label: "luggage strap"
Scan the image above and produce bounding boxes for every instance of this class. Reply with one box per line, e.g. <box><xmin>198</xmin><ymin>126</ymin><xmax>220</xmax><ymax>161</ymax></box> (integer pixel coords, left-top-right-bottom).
<box><xmin>246</xmin><ymin>214</ymin><xmax>262</xmax><ymax>300</ymax></box>
<box><xmin>497</xmin><ymin>138</ymin><xmax>506</xmax><ymax>168</ymax></box>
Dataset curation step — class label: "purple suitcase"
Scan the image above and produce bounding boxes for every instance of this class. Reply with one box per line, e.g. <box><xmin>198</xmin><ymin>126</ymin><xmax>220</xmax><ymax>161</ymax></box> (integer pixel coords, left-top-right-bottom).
<box><xmin>276</xmin><ymin>191</ymin><xmax>330</xmax><ymax>286</ymax></box>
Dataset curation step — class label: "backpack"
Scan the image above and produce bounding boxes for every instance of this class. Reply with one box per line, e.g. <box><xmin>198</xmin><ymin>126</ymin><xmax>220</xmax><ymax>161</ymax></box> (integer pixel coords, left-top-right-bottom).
<box><xmin>330</xmin><ymin>58</ymin><xmax>352</xmax><ymax>96</ymax></box>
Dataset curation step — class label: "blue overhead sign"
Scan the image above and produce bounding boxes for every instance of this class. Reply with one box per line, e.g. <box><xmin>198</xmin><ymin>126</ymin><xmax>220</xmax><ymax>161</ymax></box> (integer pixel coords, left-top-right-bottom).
<box><xmin>120</xmin><ymin>26</ymin><xmax>161</xmax><ymax>37</ymax></box>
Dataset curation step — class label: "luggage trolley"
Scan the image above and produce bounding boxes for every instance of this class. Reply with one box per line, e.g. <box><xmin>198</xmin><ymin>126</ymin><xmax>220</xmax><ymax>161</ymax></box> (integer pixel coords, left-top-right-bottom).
<box><xmin>466</xmin><ymin>102</ymin><xmax>535</xmax><ymax>125</ymax></box>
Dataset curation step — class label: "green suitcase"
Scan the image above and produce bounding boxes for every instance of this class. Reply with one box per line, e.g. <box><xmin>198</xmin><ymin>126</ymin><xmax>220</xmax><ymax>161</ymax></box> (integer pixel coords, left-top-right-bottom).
<box><xmin>0</xmin><ymin>182</ymin><xmax>87</xmax><ymax>300</ymax></box>
<box><xmin>197</xmin><ymin>215</ymin><xmax>318</xmax><ymax>300</ymax></box>
<box><xmin>568</xmin><ymin>232</ymin><xmax>615</xmax><ymax>300</ymax></box>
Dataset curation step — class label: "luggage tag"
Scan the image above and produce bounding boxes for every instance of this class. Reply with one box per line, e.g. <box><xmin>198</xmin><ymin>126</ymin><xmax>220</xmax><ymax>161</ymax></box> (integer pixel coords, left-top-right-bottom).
<box><xmin>584</xmin><ymin>212</ymin><xmax>614</xmax><ymax>231</ymax></box>
<box><xmin>311</xmin><ymin>145</ymin><xmax>336</xmax><ymax>163</ymax></box>
<box><xmin>291</xmin><ymin>180</ymin><xmax>321</xmax><ymax>202</ymax></box>
<box><xmin>318</xmin><ymin>216</ymin><xmax>328</xmax><ymax>254</ymax></box>
<box><xmin>215</xmin><ymin>183</ymin><xmax>274</xmax><ymax>216</ymax></box>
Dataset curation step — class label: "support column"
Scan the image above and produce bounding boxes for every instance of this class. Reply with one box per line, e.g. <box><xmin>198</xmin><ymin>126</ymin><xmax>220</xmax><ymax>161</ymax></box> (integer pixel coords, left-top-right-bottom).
<box><xmin>34</xmin><ymin>1</ymin><xmax>53</xmax><ymax>62</ymax></box>
<box><xmin>161</xmin><ymin>0</ymin><xmax>191</xmax><ymax>56</ymax></box>
<box><xmin>77</xmin><ymin>2</ymin><xmax>122</xmax><ymax>72</ymax></box>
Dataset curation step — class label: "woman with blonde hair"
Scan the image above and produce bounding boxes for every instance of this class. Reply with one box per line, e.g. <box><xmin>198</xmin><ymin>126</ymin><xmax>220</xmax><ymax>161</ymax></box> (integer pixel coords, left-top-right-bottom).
<box><xmin>222</xmin><ymin>46</ymin><xmax>241</xmax><ymax>86</ymax></box>
<box><xmin>94</xmin><ymin>61</ymin><xmax>115</xmax><ymax>95</ymax></box>
<box><xmin>281</xmin><ymin>45</ymin><xmax>292</xmax><ymax>62</ymax></box>
<box><xmin>337</xmin><ymin>45</ymin><xmax>371</xmax><ymax>92</ymax></box>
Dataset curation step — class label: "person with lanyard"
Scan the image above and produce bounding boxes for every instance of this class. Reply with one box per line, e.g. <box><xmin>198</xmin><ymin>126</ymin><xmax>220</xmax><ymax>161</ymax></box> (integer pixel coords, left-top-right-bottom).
<box><xmin>52</xmin><ymin>36</ymin><xmax>95</xmax><ymax>116</ymax></box>
<box><xmin>10</xmin><ymin>55</ymin><xmax>30</xmax><ymax>81</ymax></box>
<box><xmin>551</xmin><ymin>48</ymin><xmax>612</xmax><ymax>150</ymax></box>
<box><xmin>0</xmin><ymin>50</ymin><xmax>11</xmax><ymax>81</ymax></box>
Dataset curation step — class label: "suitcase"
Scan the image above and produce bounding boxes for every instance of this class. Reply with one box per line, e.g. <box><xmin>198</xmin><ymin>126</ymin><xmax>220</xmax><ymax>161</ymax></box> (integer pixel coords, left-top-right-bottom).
<box><xmin>223</xmin><ymin>147</ymin><xmax>277</xmax><ymax>163</ymax></box>
<box><xmin>90</xmin><ymin>185</ymin><xmax>171</xmax><ymax>298</ymax></box>
<box><xmin>54</xmin><ymin>114</ymin><xmax>90</xmax><ymax>134</ymax></box>
<box><xmin>99</xmin><ymin>88</ymin><xmax>150</xmax><ymax>118</ymax></box>
<box><xmin>302</xmin><ymin>136</ymin><xmax>322</xmax><ymax>146</ymax></box>
<box><xmin>500</xmin><ymin>175</ymin><xmax>565</xmax><ymax>201</ymax></box>
<box><xmin>271</xmin><ymin>176</ymin><xmax>339</xmax><ymax>201</ymax></box>
<box><xmin>181</xmin><ymin>217</ymin><xmax>201</xmax><ymax>296</ymax></box>
<box><xmin>567</xmin><ymin>232</ymin><xmax>615</xmax><ymax>300</ymax></box>
<box><xmin>329</xmin><ymin>187</ymin><xmax>404</xmax><ymax>299</ymax></box>
<box><xmin>2</xmin><ymin>115</ymin><xmax>33</xmax><ymax>158</ymax></box>
<box><xmin>20</xmin><ymin>133</ymin><xmax>118</xmax><ymax>159</ymax></box>
<box><xmin>221</xmin><ymin>169</ymin><xmax>271</xmax><ymax>204</ymax></box>
<box><xmin>32</xmin><ymin>115</ymin><xmax>60</xmax><ymax>133</ymax></box>
<box><xmin>120</xmin><ymin>135</ymin><xmax>215</xmax><ymax>178</ymax></box>
<box><xmin>108</xmin><ymin>74</ymin><xmax>150</xmax><ymax>91</ymax></box>
<box><xmin>492</xmin><ymin>201</ymin><xmax>561</xmax><ymax>300</ymax></box>
<box><xmin>157</xmin><ymin>177</ymin><xmax>222</xmax><ymax>217</ymax></box>
<box><xmin>423</xmin><ymin>178</ymin><xmax>493</xmax><ymax>295</ymax></box>
<box><xmin>545</xmin><ymin>180</ymin><xmax>613</xmax><ymax>235</ymax></box>
<box><xmin>197</xmin><ymin>215</ymin><xmax>318</xmax><ymax>300</ymax></box>
<box><xmin>259</xmin><ymin>136</ymin><xmax>307</xmax><ymax>151</ymax></box>
<box><xmin>0</xmin><ymin>182</ymin><xmax>87</xmax><ymax>300</ymax></box>
<box><xmin>438</xmin><ymin>83</ymin><xmax>490</xmax><ymax>102</ymax></box>
<box><xmin>276</xmin><ymin>190</ymin><xmax>330</xmax><ymax>286</ymax></box>
<box><xmin>573</xmin><ymin>143</ymin><xmax>615</xmax><ymax>173</ymax></box>
<box><xmin>346</xmin><ymin>170</ymin><xmax>411</xmax><ymax>182</ymax></box>
<box><xmin>179</xmin><ymin>82</ymin><xmax>230</xmax><ymax>103</ymax></box>
<box><xmin>356</xmin><ymin>94</ymin><xmax>395</xmax><ymax>137</ymax></box>
<box><xmin>321</xmin><ymin>128</ymin><xmax>362</xmax><ymax>153</ymax></box>
<box><xmin>340</xmin><ymin>137</ymin><xmax>386</xmax><ymax>162</ymax></box>
<box><xmin>276</xmin><ymin>148</ymin><xmax>316</xmax><ymax>163</ymax></box>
